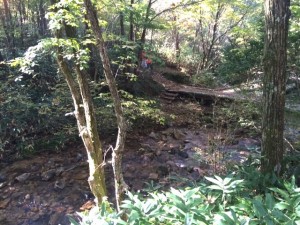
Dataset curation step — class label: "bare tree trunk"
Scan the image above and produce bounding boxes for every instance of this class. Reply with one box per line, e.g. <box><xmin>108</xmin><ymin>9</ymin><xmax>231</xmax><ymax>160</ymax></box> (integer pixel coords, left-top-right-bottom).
<box><xmin>140</xmin><ymin>0</ymin><xmax>154</xmax><ymax>44</ymax></box>
<box><xmin>261</xmin><ymin>0</ymin><xmax>290</xmax><ymax>174</ymax></box>
<box><xmin>2</xmin><ymin>0</ymin><xmax>16</xmax><ymax>56</ymax></box>
<box><xmin>56</xmin><ymin>50</ymin><xmax>107</xmax><ymax>203</ymax></box>
<box><xmin>120</xmin><ymin>12</ymin><xmax>125</xmax><ymax>37</ymax></box>
<box><xmin>84</xmin><ymin>0</ymin><xmax>127</xmax><ymax>212</ymax></box>
<box><xmin>129</xmin><ymin>0</ymin><xmax>134</xmax><ymax>41</ymax></box>
<box><xmin>50</xmin><ymin>0</ymin><xmax>107</xmax><ymax>204</ymax></box>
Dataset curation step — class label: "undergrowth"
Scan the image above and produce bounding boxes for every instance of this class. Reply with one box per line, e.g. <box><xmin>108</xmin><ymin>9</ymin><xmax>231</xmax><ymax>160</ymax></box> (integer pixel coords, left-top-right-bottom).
<box><xmin>71</xmin><ymin>170</ymin><xmax>300</xmax><ymax>225</ymax></box>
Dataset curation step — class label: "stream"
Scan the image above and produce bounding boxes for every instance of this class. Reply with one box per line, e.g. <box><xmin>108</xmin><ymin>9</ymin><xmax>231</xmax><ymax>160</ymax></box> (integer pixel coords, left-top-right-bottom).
<box><xmin>0</xmin><ymin>89</ymin><xmax>299</xmax><ymax>225</ymax></box>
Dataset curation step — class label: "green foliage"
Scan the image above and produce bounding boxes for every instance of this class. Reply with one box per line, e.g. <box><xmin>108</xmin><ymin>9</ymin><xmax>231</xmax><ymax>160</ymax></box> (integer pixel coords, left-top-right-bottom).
<box><xmin>191</xmin><ymin>71</ymin><xmax>219</xmax><ymax>88</ymax></box>
<box><xmin>213</xmin><ymin>100</ymin><xmax>261</xmax><ymax>136</ymax></box>
<box><xmin>73</xmin><ymin>174</ymin><xmax>300</xmax><ymax>225</ymax></box>
<box><xmin>120</xmin><ymin>91</ymin><xmax>167</xmax><ymax>128</ymax></box>
<box><xmin>217</xmin><ymin>40</ymin><xmax>263</xmax><ymax>85</ymax></box>
<box><xmin>161</xmin><ymin>70</ymin><xmax>190</xmax><ymax>85</ymax></box>
<box><xmin>0</xmin><ymin>59</ymin><xmax>78</xmax><ymax>158</ymax></box>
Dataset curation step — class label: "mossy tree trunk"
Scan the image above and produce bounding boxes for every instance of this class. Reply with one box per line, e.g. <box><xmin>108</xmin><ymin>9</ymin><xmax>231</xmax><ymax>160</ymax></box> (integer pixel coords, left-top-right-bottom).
<box><xmin>84</xmin><ymin>0</ymin><xmax>128</xmax><ymax>212</ymax></box>
<box><xmin>262</xmin><ymin>0</ymin><xmax>290</xmax><ymax>174</ymax></box>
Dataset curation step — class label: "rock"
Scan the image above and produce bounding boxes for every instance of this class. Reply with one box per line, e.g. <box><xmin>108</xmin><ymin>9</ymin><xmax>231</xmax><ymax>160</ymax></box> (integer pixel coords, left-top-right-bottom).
<box><xmin>178</xmin><ymin>151</ymin><xmax>189</xmax><ymax>158</ymax></box>
<box><xmin>15</xmin><ymin>173</ymin><xmax>30</xmax><ymax>182</ymax></box>
<box><xmin>73</xmin><ymin>170</ymin><xmax>87</xmax><ymax>180</ymax></box>
<box><xmin>55</xmin><ymin>167</ymin><xmax>65</xmax><ymax>176</ymax></box>
<box><xmin>24</xmin><ymin>194</ymin><xmax>31</xmax><ymax>200</ymax></box>
<box><xmin>0</xmin><ymin>198</ymin><xmax>10</xmax><ymax>209</ymax></box>
<box><xmin>140</xmin><ymin>143</ymin><xmax>153</xmax><ymax>152</ymax></box>
<box><xmin>49</xmin><ymin>212</ymin><xmax>64</xmax><ymax>225</ymax></box>
<box><xmin>166</xmin><ymin>160</ymin><xmax>176</xmax><ymax>167</ymax></box>
<box><xmin>76</xmin><ymin>153</ymin><xmax>83</xmax><ymax>162</ymax></box>
<box><xmin>157</xmin><ymin>165</ymin><xmax>169</xmax><ymax>177</ymax></box>
<box><xmin>149</xmin><ymin>173</ymin><xmax>159</xmax><ymax>180</ymax></box>
<box><xmin>155</xmin><ymin>150</ymin><xmax>162</xmax><ymax>156</ymax></box>
<box><xmin>0</xmin><ymin>182</ymin><xmax>7</xmax><ymax>189</ymax></box>
<box><xmin>142</xmin><ymin>153</ymin><xmax>154</xmax><ymax>162</ymax></box>
<box><xmin>170</xmin><ymin>148</ymin><xmax>179</xmax><ymax>155</ymax></box>
<box><xmin>41</xmin><ymin>169</ymin><xmax>56</xmax><ymax>181</ymax></box>
<box><xmin>80</xmin><ymin>200</ymin><xmax>95</xmax><ymax>211</ymax></box>
<box><xmin>54</xmin><ymin>180</ymin><xmax>66</xmax><ymax>190</ymax></box>
<box><xmin>149</xmin><ymin>132</ymin><xmax>158</xmax><ymax>139</ymax></box>
<box><xmin>0</xmin><ymin>174</ymin><xmax>6</xmax><ymax>182</ymax></box>
<box><xmin>173</xmin><ymin>129</ymin><xmax>185</xmax><ymax>140</ymax></box>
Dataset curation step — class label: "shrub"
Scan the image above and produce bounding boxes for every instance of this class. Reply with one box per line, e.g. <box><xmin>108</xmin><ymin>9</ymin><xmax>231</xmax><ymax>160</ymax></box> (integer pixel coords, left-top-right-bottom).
<box><xmin>72</xmin><ymin>174</ymin><xmax>300</xmax><ymax>225</ymax></box>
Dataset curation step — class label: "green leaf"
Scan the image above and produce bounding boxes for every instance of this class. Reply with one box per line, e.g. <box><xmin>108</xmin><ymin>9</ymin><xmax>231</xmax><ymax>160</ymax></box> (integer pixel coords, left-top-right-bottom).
<box><xmin>265</xmin><ymin>193</ymin><xmax>275</xmax><ymax>210</ymax></box>
<box><xmin>208</xmin><ymin>184</ymin><xmax>224</xmax><ymax>191</ymax></box>
<box><xmin>185</xmin><ymin>187</ymin><xmax>200</xmax><ymax>199</ymax></box>
<box><xmin>253</xmin><ymin>198</ymin><xmax>268</xmax><ymax>218</ymax></box>
<box><xmin>275</xmin><ymin>202</ymin><xmax>290</xmax><ymax>210</ymax></box>
<box><xmin>205</xmin><ymin>176</ymin><xmax>224</xmax><ymax>187</ymax></box>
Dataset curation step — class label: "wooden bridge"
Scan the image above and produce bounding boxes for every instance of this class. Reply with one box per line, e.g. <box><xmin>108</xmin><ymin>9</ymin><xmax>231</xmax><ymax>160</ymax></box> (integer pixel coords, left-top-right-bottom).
<box><xmin>152</xmin><ymin>72</ymin><xmax>249</xmax><ymax>104</ymax></box>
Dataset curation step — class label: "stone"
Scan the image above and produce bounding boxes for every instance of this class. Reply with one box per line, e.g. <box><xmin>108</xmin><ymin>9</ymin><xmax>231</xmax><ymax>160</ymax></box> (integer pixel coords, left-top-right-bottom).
<box><xmin>76</xmin><ymin>153</ymin><xmax>83</xmax><ymax>162</ymax></box>
<box><xmin>73</xmin><ymin>170</ymin><xmax>87</xmax><ymax>180</ymax></box>
<box><xmin>55</xmin><ymin>167</ymin><xmax>65</xmax><ymax>176</ymax></box>
<box><xmin>149</xmin><ymin>132</ymin><xmax>158</xmax><ymax>139</ymax></box>
<box><xmin>41</xmin><ymin>169</ymin><xmax>56</xmax><ymax>181</ymax></box>
<box><xmin>173</xmin><ymin>129</ymin><xmax>185</xmax><ymax>140</ymax></box>
<box><xmin>0</xmin><ymin>198</ymin><xmax>10</xmax><ymax>209</ymax></box>
<box><xmin>178</xmin><ymin>151</ymin><xmax>189</xmax><ymax>159</ymax></box>
<box><xmin>15</xmin><ymin>173</ymin><xmax>30</xmax><ymax>182</ymax></box>
<box><xmin>24</xmin><ymin>194</ymin><xmax>31</xmax><ymax>200</ymax></box>
<box><xmin>155</xmin><ymin>150</ymin><xmax>162</xmax><ymax>156</ymax></box>
<box><xmin>0</xmin><ymin>174</ymin><xmax>6</xmax><ymax>182</ymax></box>
<box><xmin>49</xmin><ymin>212</ymin><xmax>64</xmax><ymax>225</ymax></box>
<box><xmin>157</xmin><ymin>165</ymin><xmax>169</xmax><ymax>177</ymax></box>
<box><xmin>149</xmin><ymin>173</ymin><xmax>159</xmax><ymax>180</ymax></box>
<box><xmin>0</xmin><ymin>182</ymin><xmax>7</xmax><ymax>189</ymax></box>
<box><xmin>80</xmin><ymin>200</ymin><xmax>95</xmax><ymax>211</ymax></box>
<box><xmin>54</xmin><ymin>180</ymin><xmax>66</xmax><ymax>190</ymax></box>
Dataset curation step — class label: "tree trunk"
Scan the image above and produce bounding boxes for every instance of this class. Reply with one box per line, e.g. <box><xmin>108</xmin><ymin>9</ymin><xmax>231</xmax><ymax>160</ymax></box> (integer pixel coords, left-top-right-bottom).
<box><xmin>50</xmin><ymin>0</ymin><xmax>107</xmax><ymax>204</ymax></box>
<box><xmin>83</xmin><ymin>0</ymin><xmax>127</xmax><ymax>212</ymax></box>
<box><xmin>261</xmin><ymin>0</ymin><xmax>290</xmax><ymax>174</ymax></box>
<box><xmin>120</xmin><ymin>11</ymin><xmax>125</xmax><ymax>37</ymax></box>
<box><xmin>129</xmin><ymin>0</ymin><xmax>134</xmax><ymax>41</ymax></box>
<box><xmin>2</xmin><ymin>0</ymin><xmax>16</xmax><ymax>56</ymax></box>
<box><xmin>140</xmin><ymin>0</ymin><xmax>153</xmax><ymax>44</ymax></box>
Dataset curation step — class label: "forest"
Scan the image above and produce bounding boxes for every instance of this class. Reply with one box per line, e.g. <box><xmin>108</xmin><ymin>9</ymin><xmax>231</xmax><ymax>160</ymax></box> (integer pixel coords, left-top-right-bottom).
<box><xmin>0</xmin><ymin>0</ymin><xmax>300</xmax><ymax>224</ymax></box>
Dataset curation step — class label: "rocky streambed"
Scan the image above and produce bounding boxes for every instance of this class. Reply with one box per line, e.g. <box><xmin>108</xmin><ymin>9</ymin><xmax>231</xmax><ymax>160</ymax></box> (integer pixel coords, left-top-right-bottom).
<box><xmin>0</xmin><ymin>125</ymin><xmax>261</xmax><ymax>225</ymax></box>
<box><xmin>1</xmin><ymin>89</ymin><xmax>299</xmax><ymax>225</ymax></box>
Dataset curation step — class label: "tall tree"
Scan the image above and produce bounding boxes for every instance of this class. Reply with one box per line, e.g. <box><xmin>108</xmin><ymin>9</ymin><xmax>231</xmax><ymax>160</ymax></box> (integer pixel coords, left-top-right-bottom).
<box><xmin>262</xmin><ymin>0</ymin><xmax>290</xmax><ymax>174</ymax></box>
<box><xmin>2</xmin><ymin>0</ymin><xmax>16</xmax><ymax>56</ymax></box>
<box><xmin>84</xmin><ymin>0</ymin><xmax>128</xmax><ymax>211</ymax></box>
<box><xmin>48</xmin><ymin>0</ymin><xmax>107</xmax><ymax>204</ymax></box>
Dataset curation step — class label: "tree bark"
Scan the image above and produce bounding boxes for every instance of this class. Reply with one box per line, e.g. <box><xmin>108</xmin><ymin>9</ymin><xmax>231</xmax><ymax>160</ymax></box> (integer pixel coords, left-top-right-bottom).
<box><xmin>50</xmin><ymin>0</ymin><xmax>107</xmax><ymax>204</ymax></box>
<box><xmin>83</xmin><ymin>0</ymin><xmax>127</xmax><ymax>211</ymax></box>
<box><xmin>120</xmin><ymin>11</ymin><xmax>125</xmax><ymax>37</ymax></box>
<box><xmin>2</xmin><ymin>0</ymin><xmax>16</xmax><ymax>56</ymax></box>
<box><xmin>140</xmin><ymin>0</ymin><xmax>153</xmax><ymax>44</ymax></box>
<box><xmin>129</xmin><ymin>0</ymin><xmax>134</xmax><ymax>41</ymax></box>
<box><xmin>261</xmin><ymin>0</ymin><xmax>290</xmax><ymax>174</ymax></box>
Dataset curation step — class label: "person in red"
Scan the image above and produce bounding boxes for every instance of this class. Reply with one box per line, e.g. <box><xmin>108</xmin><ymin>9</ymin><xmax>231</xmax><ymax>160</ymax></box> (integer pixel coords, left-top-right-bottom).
<box><xmin>146</xmin><ymin>58</ymin><xmax>153</xmax><ymax>70</ymax></box>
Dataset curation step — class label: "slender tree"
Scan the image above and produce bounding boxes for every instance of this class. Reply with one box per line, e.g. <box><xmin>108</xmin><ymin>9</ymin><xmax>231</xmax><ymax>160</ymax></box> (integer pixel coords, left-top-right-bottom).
<box><xmin>261</xmin><ymin>0</ymin><xmax>290</xmax><ymax>174</ymax></box>
<box><xmin>83</xmin><ymin>0</ymin><xmax>128</xmax><ymax>211</ymax></box>
<box><xmin>49</xmin><ymin>0</ymin><xmax>107</xmax><ymax>204</ymax></box>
